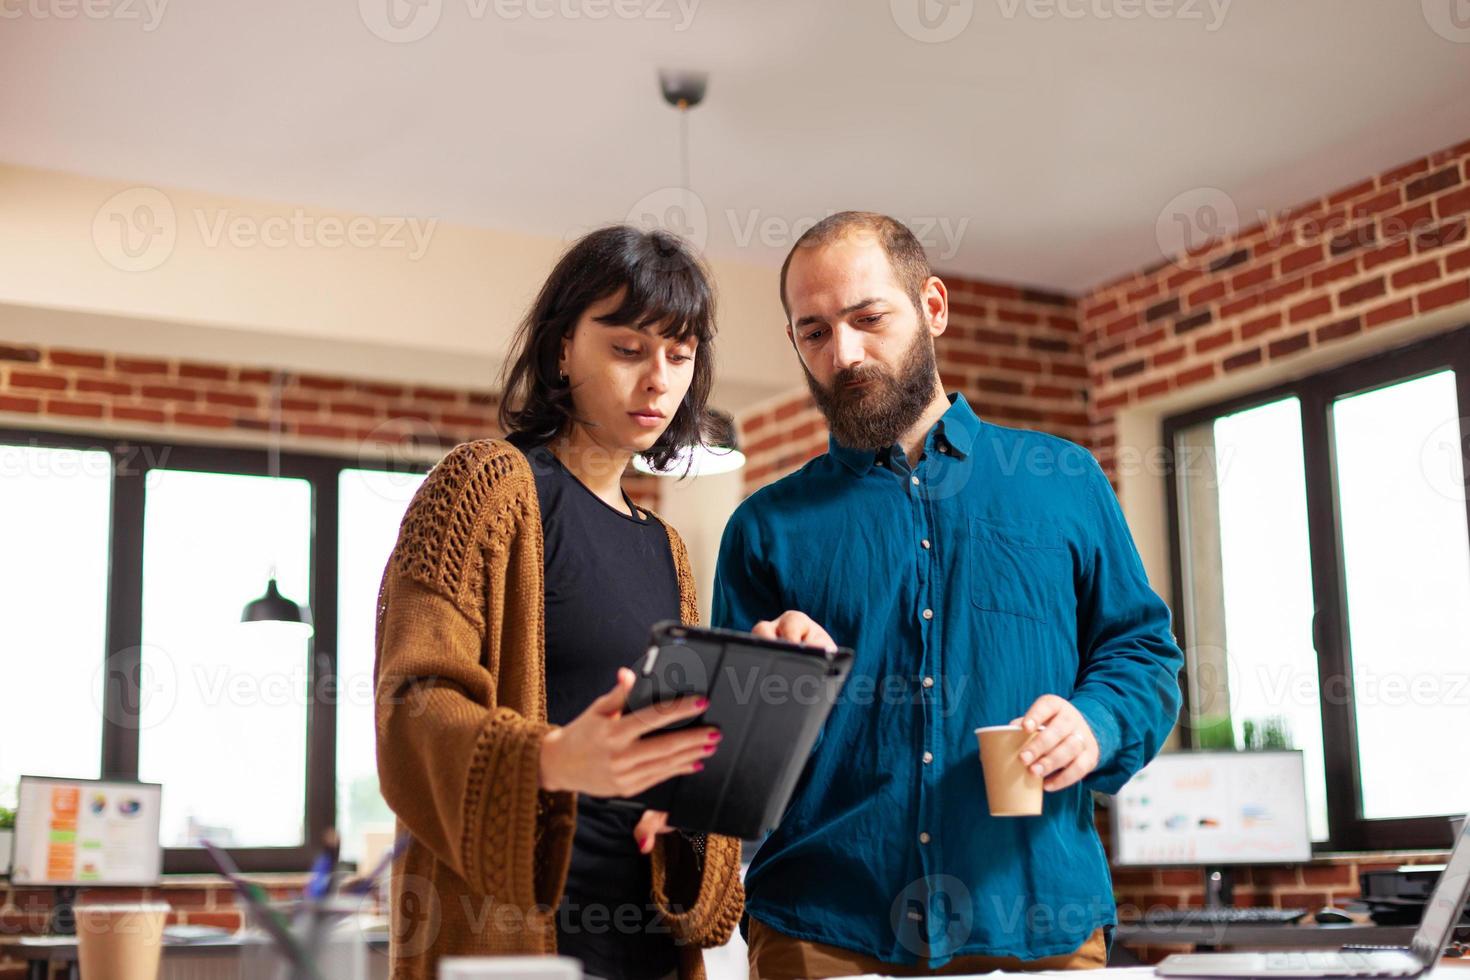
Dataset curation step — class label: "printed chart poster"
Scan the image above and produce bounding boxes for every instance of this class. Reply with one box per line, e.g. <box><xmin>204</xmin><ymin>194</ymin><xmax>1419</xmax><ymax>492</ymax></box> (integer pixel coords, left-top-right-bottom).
<box><xmin>1113</xmin><ymin>752</ymin><xmax>1311</xmax><ymax>866</ymax></box>
<box><xmin>13</xmin><ymin>780</ymin><xmax>162</xmax><ymax>885</ymax></box>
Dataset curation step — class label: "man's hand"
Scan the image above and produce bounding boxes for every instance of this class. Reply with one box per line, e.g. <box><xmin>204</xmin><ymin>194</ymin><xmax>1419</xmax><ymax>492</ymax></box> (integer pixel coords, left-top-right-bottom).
<box><xmin>633</xmin><ymin>809</ymin><xmax>675</xmax><ymax>855</ymax></box>
<box><xmin>752</xmin><ymin>610</ymin><xmax>837</xmax><ymax>652</ymax></box>
<box><xmin>1009</xmin><ymin>695</ymin><xmax>1100</xmax><ymax>792</ymax></box>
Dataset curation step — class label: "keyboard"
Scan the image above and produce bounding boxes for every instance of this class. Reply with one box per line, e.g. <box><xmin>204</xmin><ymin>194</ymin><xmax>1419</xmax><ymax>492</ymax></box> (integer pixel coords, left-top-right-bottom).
<box><xmin>1264</xmin><ymin>951</ymin><xmax>1375</xmax><ymax>970</ymax></box>
<box><xmin>1142</xmin><ymin>906</ymin><xmax>1310</xmax><ymax>926</ymax></box>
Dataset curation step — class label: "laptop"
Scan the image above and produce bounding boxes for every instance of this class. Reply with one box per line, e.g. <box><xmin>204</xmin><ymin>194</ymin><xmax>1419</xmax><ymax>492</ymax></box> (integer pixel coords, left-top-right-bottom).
<box><xmin>1156</xmin><ymin>814</ymin><xmax>1470</xmax><ymax>978</ymax></box>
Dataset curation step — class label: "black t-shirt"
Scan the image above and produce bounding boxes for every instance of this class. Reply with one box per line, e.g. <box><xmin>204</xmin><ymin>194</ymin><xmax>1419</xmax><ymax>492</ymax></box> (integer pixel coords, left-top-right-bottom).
<box><xmin>524</xmin><ymin>442</ymin><xmax>681</xmax><ymax>980</ymax></box>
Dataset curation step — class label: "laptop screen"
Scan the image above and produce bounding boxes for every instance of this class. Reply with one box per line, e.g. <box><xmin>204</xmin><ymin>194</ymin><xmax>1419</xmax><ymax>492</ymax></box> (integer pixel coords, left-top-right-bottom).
<box><xmin>1410</xmin><ymin>815</ymin><xmax>1470</xmax><ymax>964</ymax></box>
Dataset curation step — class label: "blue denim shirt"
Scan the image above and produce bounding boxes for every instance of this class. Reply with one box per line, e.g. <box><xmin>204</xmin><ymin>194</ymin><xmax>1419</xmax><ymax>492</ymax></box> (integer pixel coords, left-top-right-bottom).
<box><xmin>711</xmin><ymin>392</ymin><xmax>1183</xmax><ymax>966</ymax></box>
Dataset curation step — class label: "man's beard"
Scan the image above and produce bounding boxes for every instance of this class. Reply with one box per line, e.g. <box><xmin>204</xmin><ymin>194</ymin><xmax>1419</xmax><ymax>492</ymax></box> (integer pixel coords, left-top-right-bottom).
<box><xmin>803</xmin><ymin>325</ymin><xmax>939</xmax><ymax>453</ymax></box>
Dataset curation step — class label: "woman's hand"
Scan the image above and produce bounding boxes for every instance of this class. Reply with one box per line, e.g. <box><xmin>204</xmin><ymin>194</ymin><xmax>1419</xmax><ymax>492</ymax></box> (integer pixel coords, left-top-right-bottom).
<box><xmin>632</xmin><ymin>809</ymin><xmax>676</xmax><ymax>854</ymax></box>
<box><xmin>539</xmin><ymin>667</ymin><xmax>721</xmax><ymax>797</ymax></box>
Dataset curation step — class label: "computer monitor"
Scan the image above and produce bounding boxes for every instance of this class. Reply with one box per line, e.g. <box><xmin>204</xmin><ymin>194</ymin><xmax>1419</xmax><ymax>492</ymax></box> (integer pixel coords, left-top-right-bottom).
<box><xmin>1111</xmin><ymin>750</ymin><xmax>1312</xmax><ymax>906</ymax></box>
<box><xmin>11</xmin><ymin>775</ymin><xmax>163</xmax><ymax>915</ymax></box>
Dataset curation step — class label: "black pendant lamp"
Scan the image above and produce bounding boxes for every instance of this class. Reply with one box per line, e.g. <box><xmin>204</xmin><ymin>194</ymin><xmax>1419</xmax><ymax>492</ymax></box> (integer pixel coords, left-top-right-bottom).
<box><xmin>240</xmin><ymin>370</ymin><xmax>314</xmax><ymax>638</ymax></box>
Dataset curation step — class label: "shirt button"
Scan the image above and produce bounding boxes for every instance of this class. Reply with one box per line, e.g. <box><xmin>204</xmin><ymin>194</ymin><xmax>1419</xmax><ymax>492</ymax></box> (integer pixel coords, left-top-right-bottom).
<box><xmin>922</xmin><ymin>608</ymin><xmax>933</xmax><ymax>620</ymax></box>
<box><xmin>922</xmin><ymin>751</ymin><xmax>933</xmax><ymax>765</ymax></box>
<box><xmin>910</xmin><ymin>475</ymin><xmax>920</xmax><ymax>485</ymax></box>
<box><xmin>919</xmin><ymin>832</ymin><xmax>931</xmax><ymax>845</ymax></box>
<box><xmin>921</xmin><ymin>539</ymin><xmax>931</xmax><ymax>550</ymax></box>
<box><xmin>922</xmin><ymin>676</ymin><xmax>934</xmax><ymax>689</ymax></box>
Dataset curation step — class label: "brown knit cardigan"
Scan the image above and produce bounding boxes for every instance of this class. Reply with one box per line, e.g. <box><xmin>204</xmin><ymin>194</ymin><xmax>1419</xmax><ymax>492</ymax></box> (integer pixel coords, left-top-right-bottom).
<box><xmin>372</xmin><ymin>439</ymin><xmax>744</xmax><ymax>980</ymax></box>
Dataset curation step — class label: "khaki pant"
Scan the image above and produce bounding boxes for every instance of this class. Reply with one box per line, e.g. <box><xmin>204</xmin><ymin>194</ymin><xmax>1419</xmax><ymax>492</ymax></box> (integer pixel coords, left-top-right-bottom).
<box><xmin>747</xmin><ymin>918</ymin><xmax>1109</xmax><ymax>979</ymax></box>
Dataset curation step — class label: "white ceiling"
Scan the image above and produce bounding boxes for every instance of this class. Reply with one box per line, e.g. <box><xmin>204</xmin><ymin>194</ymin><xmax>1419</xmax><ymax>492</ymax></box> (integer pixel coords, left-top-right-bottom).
<box><xmin>2</xmin><ymin>0</ymin><xmax>1469</xmax><ymax>294</ymax></box>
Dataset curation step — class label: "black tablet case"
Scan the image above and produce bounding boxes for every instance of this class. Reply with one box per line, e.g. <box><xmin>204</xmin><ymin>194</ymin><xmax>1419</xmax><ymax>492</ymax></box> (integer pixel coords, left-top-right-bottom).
<box><xmin>608</xmin><ymin>622</ymin><xmax>853</xmax><ymax>840</ymax></box>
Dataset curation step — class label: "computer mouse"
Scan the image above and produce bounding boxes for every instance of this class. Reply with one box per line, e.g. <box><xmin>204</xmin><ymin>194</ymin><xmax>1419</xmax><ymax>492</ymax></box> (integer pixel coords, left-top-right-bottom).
<box><xmin>1314</xmin><ymin>906</ymin><xmax>1353</xmax><ymax>924</ymax></box>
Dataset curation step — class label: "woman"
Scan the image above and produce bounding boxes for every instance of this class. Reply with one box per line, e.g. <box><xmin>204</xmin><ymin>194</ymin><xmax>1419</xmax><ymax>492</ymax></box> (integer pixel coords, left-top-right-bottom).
<box><xmin>373</xmin><ymin>226</ymin><xmax>744</xmax><ymax>980</ymax></box>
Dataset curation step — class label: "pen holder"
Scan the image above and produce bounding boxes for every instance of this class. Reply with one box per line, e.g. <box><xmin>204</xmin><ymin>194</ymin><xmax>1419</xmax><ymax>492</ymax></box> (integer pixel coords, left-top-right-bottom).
<box><xmin>238</xmin><ymin>896</ymin><xmax>370</xmax><ymax>980</ymax></box>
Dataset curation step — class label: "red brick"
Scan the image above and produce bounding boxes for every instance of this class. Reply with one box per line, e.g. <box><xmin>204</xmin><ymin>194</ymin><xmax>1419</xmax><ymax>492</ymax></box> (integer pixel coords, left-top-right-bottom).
<box><xmin>0</xmin><ymin>394</ymin><xmax>41</xmax><ymax>413</ymax></box>
<box><xmin>1137</xmin><ymin>378</ymin><xmax>1171</xmax><ymax>399</ymax></box>
<box><xmin>327</xmin><ymin>401</ymin><xmax>377</xmax><ymax>418</ymax></box>
<box><xmin>1126</xmin><ymin>280</ymin><xmax>1162</xmax><ymax>304</ymax></box>
<box><xmin>1315</xmin><ymin>316</ymin><xmax>1362</xmax><ymax>343</ymax></box>
<box><xmin>178</xmin><ymin>362</ymin><xmax>230</xmax><ymax>381</ymax></box>
<box><xmin>1338</xmin><ymin>276</ymin><xmax>1386</xmax><ymax>307</ymax></box>
<box><xmin>1051</xmin><ymin>362</ymin><xmax>1089</xmax><ymax>379</ymax></box>
<box><xmin>998</xmin><ymin>355</ymin><xmax>1044</xmax><ymax>373</ymax></box>
<box><xmin>972</xmin><ymin>327</ymin><xmax>1017</xmax><ymax>347</ymax></box>
<box><xmin>1176</xmin><ymin>363</ymin><xmax>1217</xmax><ymax>387</ymax></box>
<box><xmin>296</xmin><ymin>374</ymin><xmax>348</xmax><ymax>392</ymax></box>
<box><xmin>1380</xmin><ymin>157</ymin><xmax>1430</xmax><ymax>187</ymax></box>
<box><xmin>359</xmin><ymin>382</ymin><xmax>406</xmax><ymax>398</ymax></box>
<box><xmin>412</xmin><ymin>385</ymin><xmax>459</xmax><ymax>403</ymax></box>
<box><xmin>48</xmin><ymin>349</ymin><xmax>107</xmax><ymax>370</ymax></box>
<box><xmin>1136</xmin><ymin>326</ymin><xmax>1167</xmax><ymax>347</ymax></box>
<box><xmin>1166</xmin><ymin>266</ymin><xmax>1201</xmax><ymax>291</ymax></box>
<box><xmin>1327</xmin><ymin>178</ymin><xmax>1376</xmax><ymax>207</ymax></box>
<box><xmin>1391</xmin><ymin>259</ymin><xmax>1442</xmax><ymax>289</ymax></box>
<box><xmin>1362</xmin><ymin>238</ymin><xmax>1413</xmax><ymax>272</ymax></box>
<box><xmin>45</xmin><ymin>398</ymin><xmax>104</xmax><ymax>419</ymax></box>
<box><xmin>1223</xmin><ymin>347</ymin><xmax>1264</xmax><ymax>372</ymax></box>
<box><xmin>1289</xmin><ymin>296</ymin><xmax>1333</xmax><ymax>323</ymax></box>
<box><xmin>1241</xmin><ymin>311</ymin><xmax>1282</xmax><ymax>340</ymax></box>
<box><xmin>1195</xmin><ymin>327</ymin><xmax>1236</xmax><ymax>354</ymax></box>
<box><xmin>1219</xmin><ymin>293</ymin><xmax>1262</xmax><ymax>319</ymax></box>
<box><xmin>236</xmin><ymin>368</ymin><xmax>273</xmax><ymax>384</ymax></box>
<box><xmin>1095</xmin><ymin>391</ymin><xmax>1131</xmax><ymax>413</ymax></box>
<box><xmin>1278</xmin><ymin>891</ymin><xmax>1332</xmax><ymax>910</ymax></box>
<box><xmin>995</xmin><ymin>306</ymin><xmax>1040</xmax><ymax>326</ymax></box>
<box><xmin>1152</xmin><ymin>345</ymin><xmax>1187</xmax><ymax>368</ymax></box>
<box><xmin>1280</xmin><ymin>243</ymin><xmax>1325</xmax><ymax>275</ymax></box>
<box><xmin>1261</xmin><ymin>276</ymin><xmax>1307</xmax><ymax>304</ymax></box>
<box><xmin>1365</xmin><ymin>298</ymin><xmax>1414</xmax><ymax>328</ymax></box>
<box><xmin>1030</xmin><ymin>383</ymin><xmax>1081</xmax><ymax>400</ymax></box>
<box><xmin>1309</xmin><ymin>256</ymin><xmax>1360</xmax><ymax>289</ymax></box>
<box><xmin>174</xmin><ymin>411</ymin><xmax>232</xmax><ymax>428</ymax></box>
<box><xmin>9</xmin><ymin>370</ymin><xmax>68</xmax><ymax>391</ymax></box>
<box><xmin>0</xmin><ymin>343</ymin><xmax>41</xmax><ymax>362</ymax></box>
<box><xmin>1186</xmin><ymin>280</ymin><xmax>1227</xmax><ymax>307</ymax></box>
<box><xmin>1417</xmin><ymin>278</ymin><xmax>1470</xmax><ymax>313</ymax></box>
<box><xmin>111</xmin><ymin>405</ymin><xmax>167</xmax><ymax>423</ymax></box>
<box><xmin>140</xmin><ymin>384</ymin><xmax>197</xmax><ymax>402</ymax></box>
<box><xmin>204</xmin><ymin>391</ymin><xmax>258</xmax><ymax>409</ymax></box>
<box><xmin>1105</xmin><ymin>311</ymin><xmax>1140</xmax><ymax>337</ymax></box>
<box><xmin>1301</xmin><ymin>864</ymin><xmax>1354</xmax><ymax>887</ymax></box>
<box><xmin>280</xmin><ymin>397</ymin><xmax>320</xmax><ymax>413</ymax></box>
<box><xmin>1448</xmin><ymin>246</ymin><xmax>1470</xmax><ymax>274</ymax></box>
<box><xmin>441</xmin><ymin>412</ymin><xmax>492</xmax><ymax>429</ymax></box>
<box><xmin>949</xmin><ymin>299</ymin><xmax>987</xmax><ymax>319</ymax></box>
<box><xmin>1349</xmin><ymin>188</ymin><xmax>1403</xmax><ymax>219</ymax></box>
<box><xmin>1269</xmin><ymin>332</ymin><xmax>1312</xmax><ymax>359</ymax></box>
<box><xmin>1405</xmin><ymin>165</ymin><xmax>1462</xmax><ymax>201</ymax></box>
<box><xmin>1438</xmin><ymin>186</ymin><xmax>1470</xmax><ymax>219</ymax></box>
<box><xmin>76</xmin><ymin>378</ymin><xmax>133</xmax><ymax>396</ymax></box>
<box><xmin>114</xmin><ymin>357</ymin><xmax>170</xmax><ymax>376</ymax></box>
<box><xmin>947</xmin><ymin>348</ymin><xmax>992</xmax><ymax>367</ymax></box>
<box><xmin>1231</xmin><ymin>264</ymin><xmax>1273</xmax><ymax>291</ymax></box>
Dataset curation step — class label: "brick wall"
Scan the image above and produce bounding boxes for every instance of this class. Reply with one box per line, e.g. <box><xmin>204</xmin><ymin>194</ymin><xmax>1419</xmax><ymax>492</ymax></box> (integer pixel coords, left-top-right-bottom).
<box><xmin>0</xmin><ymin>342</ymin><xmax>662</xmax><ymax>508</ymax></box>
<box><xmin>735</xmin><ymin>273</ymin><xmax>1088</xmax><ymax>494</ymax></box>
<box><xmin>1081</xmin><ymin>137</ymin><xmax>1470</xmax><ymax>479</ymax></box>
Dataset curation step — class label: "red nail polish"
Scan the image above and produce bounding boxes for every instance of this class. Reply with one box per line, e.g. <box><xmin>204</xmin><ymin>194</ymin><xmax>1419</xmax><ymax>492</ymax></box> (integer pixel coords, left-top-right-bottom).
<box><xmin>694</xmin><ymin>697</ymin><xmax>709</xmax><ymax>709</ymax></box>
<box><xmin>692</xmin><ymin>762</ymin><xmax>704</xmax><ymax>772</ymax></box>
<box><xmin>707</xmin><ymin>730</ymin><xmax>722</xmax><ymax>742</ymax></box>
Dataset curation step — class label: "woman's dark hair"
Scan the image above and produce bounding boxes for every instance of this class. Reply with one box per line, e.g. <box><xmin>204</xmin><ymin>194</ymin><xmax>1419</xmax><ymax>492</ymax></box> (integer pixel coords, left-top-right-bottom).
<box><xmin>497</xmin><ymin>225</ymin><xmax>718</xmax><ymax>472</ymax></box>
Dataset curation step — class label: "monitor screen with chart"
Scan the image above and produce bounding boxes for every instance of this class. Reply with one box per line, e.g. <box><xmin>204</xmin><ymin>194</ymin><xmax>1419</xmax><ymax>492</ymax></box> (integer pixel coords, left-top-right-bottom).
<box><xmin>1111</xmin><ymin>750</ymin><xmax>1312</xmax><ymax>867</ymax></box>
<box><xmin>10</xmin><ymin>775</ymin><xmax>163</xmax><ymax>887</ymax></box>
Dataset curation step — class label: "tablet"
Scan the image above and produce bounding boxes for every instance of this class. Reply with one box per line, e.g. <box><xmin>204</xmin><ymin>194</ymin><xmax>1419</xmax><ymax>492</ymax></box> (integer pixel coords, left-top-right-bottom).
<box><xmin>610</xmin><ymin>621</ymin><xmax>854</xmax><ymax>839</ymax></box>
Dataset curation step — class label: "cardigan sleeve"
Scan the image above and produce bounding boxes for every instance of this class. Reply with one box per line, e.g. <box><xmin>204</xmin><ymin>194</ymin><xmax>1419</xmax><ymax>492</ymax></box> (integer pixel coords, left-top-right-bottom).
<box><xmin>373</xmin><ymin>441</ymin><xmax>577</xmax><ymax>913</ymax></box>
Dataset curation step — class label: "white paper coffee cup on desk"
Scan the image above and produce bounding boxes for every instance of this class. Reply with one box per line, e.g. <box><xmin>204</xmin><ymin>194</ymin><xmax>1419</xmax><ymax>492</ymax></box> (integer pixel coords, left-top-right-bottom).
<box><xmin>75</xmin><ymin>901</ymin><xmax>170</xmax><ymax>980</ymax></box>
<box><xmin>975</xmin><ymin>724</ymin><xmax>1044</xmax><ymax>816</ymax></box>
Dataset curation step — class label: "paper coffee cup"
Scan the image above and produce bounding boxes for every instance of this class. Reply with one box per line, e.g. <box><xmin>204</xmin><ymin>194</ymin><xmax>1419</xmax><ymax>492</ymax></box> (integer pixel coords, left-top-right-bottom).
<box><xmin>75</xmin><ymin>902</ymin><xmax>169</xmax><ymax>980</ymax></box>
<box><xmin>975</xmin><ymin>724</ymin><xmax>1044</xmax><ymax>816</ymax></box>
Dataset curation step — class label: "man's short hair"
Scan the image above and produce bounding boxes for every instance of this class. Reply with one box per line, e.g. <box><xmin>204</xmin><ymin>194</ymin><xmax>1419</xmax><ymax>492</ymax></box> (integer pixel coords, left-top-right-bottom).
<box><xmin>778</xmin><ymin>211</ymin><xmax>933</xmax><ymax>321</ymax></box>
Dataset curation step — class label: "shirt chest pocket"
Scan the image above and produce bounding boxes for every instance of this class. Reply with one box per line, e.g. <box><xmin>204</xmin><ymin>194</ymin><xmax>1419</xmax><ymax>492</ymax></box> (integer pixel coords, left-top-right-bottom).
<box><xmin>968</xmin><ymin>517</ymin><xmax>1071</xmax><ymax>623</ymax></box>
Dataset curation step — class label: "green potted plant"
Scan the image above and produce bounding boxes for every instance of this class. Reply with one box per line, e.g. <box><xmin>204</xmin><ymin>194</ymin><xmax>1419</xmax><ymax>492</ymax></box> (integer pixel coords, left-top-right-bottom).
<box><xmin>0</xmin><ymin>804</ymin><xmax>15</xmax><ymax>877</ymax></box>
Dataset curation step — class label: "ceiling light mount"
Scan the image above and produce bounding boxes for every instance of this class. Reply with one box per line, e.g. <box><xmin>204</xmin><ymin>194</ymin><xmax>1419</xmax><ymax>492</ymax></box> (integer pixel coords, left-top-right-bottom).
<box><xmin>658</xmin><ymin>69</ymin><xmax>707</xmax><ymax>111</ymax></box>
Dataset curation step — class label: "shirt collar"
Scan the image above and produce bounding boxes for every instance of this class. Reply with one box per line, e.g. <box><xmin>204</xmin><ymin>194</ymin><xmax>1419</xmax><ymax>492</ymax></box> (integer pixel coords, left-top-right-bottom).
<box><xmin>828</xmin><ymin>391</ymin><xmax>980</xmax><ymax>474</ymax></box>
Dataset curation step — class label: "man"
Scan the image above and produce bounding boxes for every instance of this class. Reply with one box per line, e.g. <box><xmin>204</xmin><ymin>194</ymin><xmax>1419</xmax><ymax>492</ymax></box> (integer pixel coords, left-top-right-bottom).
<box><xmin>711</xmin><ymin>212</ymin><xmax>1183</xmax><ymax>978</ymax></box>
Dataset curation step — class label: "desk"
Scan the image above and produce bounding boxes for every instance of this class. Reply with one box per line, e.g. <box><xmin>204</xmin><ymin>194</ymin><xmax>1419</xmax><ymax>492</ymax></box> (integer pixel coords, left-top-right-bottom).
<box><xmin>15</xmin><ymin>931</ymin><xmax>390</xmax><ymax>980</ymax></box>
<box><xmin>1115</xmin><ymin>921</ymin><xmax>1470</xmax><ymax>951</ymax></box>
